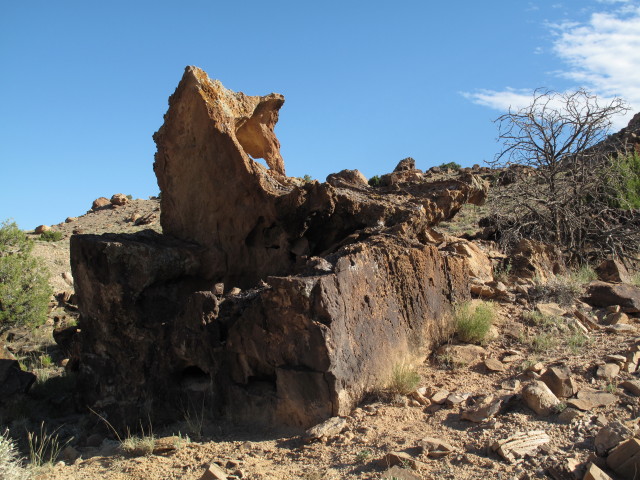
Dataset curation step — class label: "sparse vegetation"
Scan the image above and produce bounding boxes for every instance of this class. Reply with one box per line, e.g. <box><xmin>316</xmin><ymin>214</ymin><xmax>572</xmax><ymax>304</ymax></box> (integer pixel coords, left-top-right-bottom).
<box><xmin>530</xmin><ymin>332</ymin><xmax>559</xmax><ymax>353</ymax></box>
<box><xmin>302</xmin><ymin>174</ymin><xmax>313</xmax><ymax>183</ymax></box>
<box><xmin>529</xmin><ymin>274</ymin><xmax>583</xmax><ymax>306</ymax></box>
<box><xmin>388</xmin><ymin>363</ymin><xmax>420</xmax><ymax>395</ymax></box>
<box><xmin>355</xmin><ymin>449</ymin><xmax>372</xmax><ymax>463</ymax></box>
<box><xmin>39</xmin><ymin>230</ymin><xmax>62</xmax><ymax>242</ymax></box>
<box><xmin>438</xmin><ymin>162</ymin><xmax>461</xmax><ymax>171</ymax></box>
<box><xmin>488</xmin><ymin>88</ymin><xmax>637</xmax><ymax>263</ymax></box>
<box><xmin>567</xmin><ymin>331</ymin><xmax>590</xmax><ymax>354</ymax></box>
<box><xmin>436</xmin><ymin>353</ymin><xmax>467</xmax><ymax>370</ymax></box>
<box><xmin>0</xmin><ymin>220</ymin><xmax>52</xmax><ymax>332</ymax></box>
<box><xmin>493</xmin><ymin>261</ymin><xmax>512</xmax><ymax>283</ymax></box>
<box><xmin>0</xmin><ymin>429</ymin><xmax>28</xmax><ymax>480</ymax></box>
<box><xmin>368</xmin><ymin>175</ymin><xmax>381</xmax><ymax>187</ymax></box>
<box><xmin>454</xmin><ymin>301</ymin><xmax>494</xmax><ymax>344</ymax></box>
<box><xmin>27</xmin><ymin>422</ymin><xmax>69</xmax><ymax>468</ymax></box>
<box><xmin>120</xmin><ymin>431</ymin><xmax>156</xmax><ymax>456</ymax></box>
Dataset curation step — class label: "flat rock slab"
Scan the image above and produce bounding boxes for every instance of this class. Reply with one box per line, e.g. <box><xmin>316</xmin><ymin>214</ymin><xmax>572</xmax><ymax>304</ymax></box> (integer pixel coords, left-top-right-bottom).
<box><xmin>484</xmin><ymin>357</ymin><xmax>505</xmax><ymax>372</ymax></box>
<box><xmin>492</xmin><ymin>430</ymin><xmax>550</xmax><ymax>464</ymax></box>
<box><xmin>419</xmin><ymin>437</ymin><xmax>455</xmax><ymax>458</ymax></box>
<box><xmin>461</xmin><ymin>395</ymin><xmax>502</xmax><ymax>423</ymax></box>
<box><xmin>382</xmin><ymin>466</ymin><xmax>422</xmax><ymax>480</ymax></box>
<box><xmin>567</xmin><ymin>388</ymin><xmax>617</xmax><ymax>411</ymax></box>
<box><xmin>304</xmin><ymin>416</ymin><xmax>347</xmax><ymax>442</ymax></box>
<box><xmin>436</xmin><ymin>344</ymin><xmax>486</xmax><ymax>366</ymax></box>
<box><xmin>621</xmin><ymin>380</ymin><xmax>640</xmax><ymax>396</ymax></box>
<box><xmin>584</xmin><ymin>282</ymin><xmax>640</xmax><ymax>313</ymax></box>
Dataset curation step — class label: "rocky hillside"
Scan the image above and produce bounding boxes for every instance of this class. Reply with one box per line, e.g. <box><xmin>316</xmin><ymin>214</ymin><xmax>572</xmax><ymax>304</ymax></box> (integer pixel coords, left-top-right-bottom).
<box><xmin>2</xmin><ymin>67</ymin><xmax>640</xmax><ymax>480</ymax></box>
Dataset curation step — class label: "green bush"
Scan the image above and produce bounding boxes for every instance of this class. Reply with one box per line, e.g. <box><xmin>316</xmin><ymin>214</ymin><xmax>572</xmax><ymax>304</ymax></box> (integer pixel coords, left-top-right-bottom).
<box><xmin>438</xmin><ymin>161</ymin><xmax>461</xmax><ymax>171</ymax></box>
<box><xmin>0</xmin><ymin>220</ymin><xmax>51</xmax><ymax>332</ymax></box>
<box><xmin>388</xmin><ymin>363</ymin><xmax>420</xmax><ymax>394</ymax></box>
<box><xmin>368</xmin><ymin>175</ymin><xmax>381</xmax><ymax>187</ymax></box>
<box><xmin>612</xmin><ymin>152</ymin><xmax>640</xmax><ymax>209</ymax></box>
<box><xmin>302</xmin><ymin>174</ymin><xmax>313</xmax><ymax>183</ymax></box>
<box><xmin>455</xmin><ymin>301</ymin><xmax>494</xmax><ymax>344</ymax></box>
<box><xmin>39</xmin><ymin>230</ymin><xmax>62</xmax><ymax>242</ymax></box>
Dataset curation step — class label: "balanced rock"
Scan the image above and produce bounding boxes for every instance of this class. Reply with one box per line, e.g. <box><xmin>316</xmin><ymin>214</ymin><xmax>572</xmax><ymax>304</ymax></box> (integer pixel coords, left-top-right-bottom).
<box><xmin>34</xmin><ymin>225</ymin><xmax>51</xmax><ymax>234</ymax></box>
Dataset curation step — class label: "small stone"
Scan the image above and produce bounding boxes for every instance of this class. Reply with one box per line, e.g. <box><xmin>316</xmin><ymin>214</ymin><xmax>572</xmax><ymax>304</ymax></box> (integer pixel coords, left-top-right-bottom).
<box><xmin>381</xmin><ymin>466</ymin><xmax>422</xmax><ymax>480</ymax></box>
<box><xmin>445</xmin><ymin>392</ymin><xmax>471</xmax><ymax>405</ymax></box>
<box><xmin>408</xmin><ymin>390</ymin><xmax>430</xmax><ymax>406</ymax></box>
<box><xmin>436</xmin><ymin>344</ymin><xmax>486</xmax><ymax>366</ymax></box>
<box><xmin>228</xmin><ymin>287</ymin><xmax>242</xmax><ymax>296</ymax></box>
<box><xmin>604</xmin><ymin>312</ymin><xmax>629</xmax><ymax>325</ymax></box>
<box><xmin>595</xmin><ymin>421</ymin><xmax>631</xmax><ymax>456</ymax></box>
<box><xmin>419</xmin><ymin>437</ymin><xmax>455</xmax><ymax>458</ymax></box>
<box><xmin>566</xmin><ymin>388</ymin><xmax>617</xmax><ymax>411</ymax></box>
<box><xmin>502</xmin><ymin>354</ymin><xmax>523</xmax><ymax>363</ymax></box>
<box><xmin>304</xmin><ymin>416</ymin><xmax>347</xmax><ymax>442</ymax></box>
<box><xmin>200</xmin><ymin>463</ymin><xmax>228</xmax><ymax>480</ymax></box>
<box><xmin>621</xmin><ymin>379</ymin><xmax>640</xmax><ymax>396</ymax></box>
<box><xmin>461</xmin><ymin>395</ymin><xmax>502</xmax><ymax>423</ymax></box>
<box><xmin>491</xmin><ymin>430</ymin><xmax>550</xmax><ymax>464</ymax></box>
<box><xmin>521</xmin><ymin>381</ymin><xmax>560</xmax><ymax>416</ymax></box>
<box><xmin>484</xmin><ymin>357</ymin><xmax>505</xmax><ymax>372</ymax></box>
<box><xmin>605</xmin><ymin>354</ymin><xmax>628</xmax><ymax>365</ymax></box>
<box><xmin>378</xmin><ymin>451</ymin><xmax>422</xmax><ymax>470</ymax></box>
<box><xmin>596</xmin><ymin>363</ymin><xmax>620</xmax><ymax>381</ymax></box>
<box><xmin>65</xmin><ymin>217</ymin><xmax>77</xmax><ymax>223</ymax></box>
<box><xmin>583</xmin><ymin>462</ymin><xmax>612</xmax><ymax>480</ymax></box>
<box><xmin>540</xmin><ymin>365</ymin><xmax>577</xmax><ymax>398</ymax></box>
<box><xmin>431</xmin><ymin>390</ymin><xmax>450</xmax><ymax>404</ymax></box>
<box><xmin>557</xmin><ymin>407</ymin><xmax>582</xmax><ymax>424</ymax></box>
<box><xmin>606</xmin><ymin>324</ymin><xmax>637</xmax><ymax>334</ymax></box>
<box><xmin>501</xmin><ymin>379</ymin><xmax>521</xmax><ymax>391</ymax></box>
<box><xmin>527</xmin><ymin>362</ymin><xmax>545</xmax><ymax>373</ymax></box>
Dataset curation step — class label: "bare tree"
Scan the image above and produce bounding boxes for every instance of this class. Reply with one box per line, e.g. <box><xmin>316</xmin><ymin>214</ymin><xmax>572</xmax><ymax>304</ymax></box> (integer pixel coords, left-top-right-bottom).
<box><xmin>486</xmin><ymin>88</ymin><xmax>639</xmax><ymax>263</ymax></box>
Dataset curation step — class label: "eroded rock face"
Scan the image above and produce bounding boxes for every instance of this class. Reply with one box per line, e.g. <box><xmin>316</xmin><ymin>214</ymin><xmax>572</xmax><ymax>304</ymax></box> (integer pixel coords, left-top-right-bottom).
<box><xmin>71</xmin><ymin>66</ymin><xmax>488</xmax><ymax>429</ymax></box>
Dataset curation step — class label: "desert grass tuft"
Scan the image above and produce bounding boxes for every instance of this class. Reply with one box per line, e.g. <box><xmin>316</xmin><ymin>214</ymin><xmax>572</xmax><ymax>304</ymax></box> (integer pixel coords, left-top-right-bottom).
<box><xmin>454</xmin><ymin>301</ymin><xmax>495</xmax><ymax>344</ymax></box>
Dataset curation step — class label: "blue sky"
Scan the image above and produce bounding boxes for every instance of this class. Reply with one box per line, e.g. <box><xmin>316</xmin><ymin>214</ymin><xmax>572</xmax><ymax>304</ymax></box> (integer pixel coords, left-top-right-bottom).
<box><xmin>1</xmin><ymin>0</ymin><xmax>639</xmax><ymax>229</ymax></box>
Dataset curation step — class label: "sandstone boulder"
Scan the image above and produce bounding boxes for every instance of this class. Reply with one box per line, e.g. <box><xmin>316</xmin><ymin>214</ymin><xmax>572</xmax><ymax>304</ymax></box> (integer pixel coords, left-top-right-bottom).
<box><xmin>110</xmin><ymin>193</ymin><xmax>129</xmax><ymax>206</ymax></box>
<box><xmin>92</xmin><ymin>197</ymin><xmax>110</xmax><ymax>209</ymax></box>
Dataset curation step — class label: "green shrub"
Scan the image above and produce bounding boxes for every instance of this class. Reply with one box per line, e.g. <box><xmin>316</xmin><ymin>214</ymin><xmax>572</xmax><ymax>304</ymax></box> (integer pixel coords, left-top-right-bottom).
<box><xmin>0</xmin><ymin>220</ymin><xmax>51</xmax><ymax>332</ymax></box>
<box><xmin>368</xmin><ymin>175</ymin><xmax>381</xmax><ymax>187</ymax></box>
<box><xmin>39</xmin><ymin>230</ymin><xmax>62</xmax><ymax>242</ymax></box>
<box><xmin>388</xmin><ymin>363</ymin><xmax>420</xmax><ymax>394</ymax></box>
<box><xmin>438</xmin><ymin>162</ymin><xmax>461</xmax><ymax>171</ymax></box>
<box><xmin>302</xmin><ymin>174</ymin><xmax>313</xmax><ymax>183</ymax></box>
<box><xmin>455</xmin><ymin>301</ymin><xmax>494</xmax><ymax>344</ymax></box>
<box><xmin>612</xmin><ymin>152</ymin><xmax>640</xmax><ymax>209</ymax></box>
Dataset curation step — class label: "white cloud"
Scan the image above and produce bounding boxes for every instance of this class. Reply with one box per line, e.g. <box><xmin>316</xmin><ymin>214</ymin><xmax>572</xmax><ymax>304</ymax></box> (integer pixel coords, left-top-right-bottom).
<box><xmin>461</xmin><ymin>88</ymin><xmax>534</xmax><ymax>111</ymax></box>
<box><xmin>464</xmin><ymin>4</ymin><xmax>640</xmax><ymax>129</ymax></box>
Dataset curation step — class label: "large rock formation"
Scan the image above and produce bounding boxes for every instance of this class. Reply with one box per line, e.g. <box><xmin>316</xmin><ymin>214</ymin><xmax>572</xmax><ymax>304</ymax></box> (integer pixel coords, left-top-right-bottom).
<box><xmin>70</xmin><ymin>66</ymin><xmax>488</xmax><ymax>429</ymax></box>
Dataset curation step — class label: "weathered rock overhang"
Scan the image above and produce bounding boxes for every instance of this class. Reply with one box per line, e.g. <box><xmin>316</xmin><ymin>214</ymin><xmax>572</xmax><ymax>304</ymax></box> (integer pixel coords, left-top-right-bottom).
<box><xmin>70</xmin><ymin>66</ymin><xmax>488</xmax><ymax>429</ymax></box>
